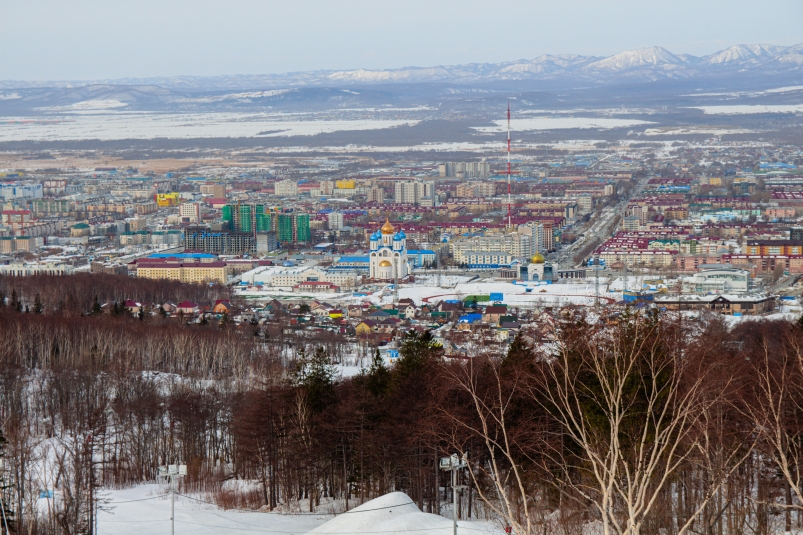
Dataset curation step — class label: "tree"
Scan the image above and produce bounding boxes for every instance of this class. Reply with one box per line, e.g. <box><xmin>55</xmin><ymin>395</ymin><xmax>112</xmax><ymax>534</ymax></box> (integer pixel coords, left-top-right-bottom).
<box><xmin>91</xmin><ymin>295</ymin><xmax>102</xmax><ymax>315</ymax></box>
<box><xmin>364</xmin><ymin>349</ymin><xmax>392</xmax><ymax>398</ymax></box>
<box><xmin>530</xmin><ymin>310</ymin><xmax>748</xmax><ymax>535</ymax></box>
<box><xmin>292</xmin><ymin>346</ymin><xmax>337</xmax><ymax>414</ymax></box>
<box><xmin>32</xmin><ymin>293</ymin><xmax>43</xmax><ymax>314</ymax></box>
<box><xmin>395</xmin><ymin>330</ymin><xmax>438</xmax><ymax>378</ymax></box>
<box><xmin>744</xmin><ymin>320</ymin><xmax>803</xmax><ymax>531</ymax></box>
<box><xmin>0</xmin><ymin>429</ymin><xmax>15</xmax><ymax>533</ymax></box>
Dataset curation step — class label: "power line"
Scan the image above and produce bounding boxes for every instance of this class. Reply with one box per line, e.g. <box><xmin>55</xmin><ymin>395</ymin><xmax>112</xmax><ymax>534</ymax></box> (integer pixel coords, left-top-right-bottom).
<box><xmin>100</xmin><ymin>493</ymin><xmax>169</xmax><ymax>505</ymax></box>
<box><xmin>176</xmin><ymin>492</ymin><xmax>435</xmax><ymax>516</ymax></box>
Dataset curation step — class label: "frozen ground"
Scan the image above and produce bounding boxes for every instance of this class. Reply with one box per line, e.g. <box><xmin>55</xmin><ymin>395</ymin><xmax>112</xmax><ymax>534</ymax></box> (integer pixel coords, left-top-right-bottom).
<box><xmin>690</xmin><ymin>104</ymin><xmax>803</xmax><ymax>115</ymax></box>
<box><xmin>0</xmin><ymin>113</ymin><xmax>419</xmax><ymax>141</ymax></box>
<box><xmin>473</xmin><ymin>116</ymin><xmax>652</xmax><ymax>132</ymax></box>
<box><xmin>95</xmin><ymin>485</ymin><xmax>501</xmax><ymax>535</ymax></box>
<box><xmin>236</xmin><ymin>278</ymin><xmax>623</xmax><ymax>309</ymax></box>
<box><xmin>96</xmin><ymin>484</ymin><xmax>327</xmax><ymax>535</ymax></box>
<box><xmin>308</xmin><ymin>492</ymin><xmax>501</xmax><ymax>535</ymax></box>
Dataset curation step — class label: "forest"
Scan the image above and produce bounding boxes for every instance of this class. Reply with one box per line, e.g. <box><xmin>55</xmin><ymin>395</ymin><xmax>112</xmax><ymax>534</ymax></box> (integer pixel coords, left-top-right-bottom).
<box><xmin>0</xmin><ymin>274</ymin><xmax>802</xmax><ymax>535</ymax></box>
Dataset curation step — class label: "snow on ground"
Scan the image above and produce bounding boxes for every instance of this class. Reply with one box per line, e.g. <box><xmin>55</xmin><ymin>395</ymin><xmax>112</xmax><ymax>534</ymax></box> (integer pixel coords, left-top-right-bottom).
<box><xmin>723</xmin><ymin>311</ymin><xmax>799</xmax><ymax>326</ymax></box>
<box><xmin>0</xmin><ymin>113</ymin><xmax>419</xmax><ymax>141</ymax></box>
<box><xmin>689</xmin><ymin>104</ymin><xmax>803</xmax><ymax>115</ymax></box>
<box><xmin>473</xmin><ymin>116</ymin><xmax>652</xmax><ymax>132</ymax></box>
<box><xmin>644</xmin><ymin>127</ymin><xmax>754</xmax><ymax>136</ymax></box>
<box><xmin>396</xmin><ymin>279</ymin><xmax>615</xmax><ymax>308</ymax></box>
<box><xmin>96</xmin><ymin>486</ymin><xmax>501</xmax><ymax>535</ymax></box>
<box><xmin>307</xmin><ymin>491</ymin><xmax>502</xmax><ymax>535</ymax></box>
<box><xmin>98</xmin><ymin>484</ymin><xmax>328</xmax><ymax>535</ymax></box>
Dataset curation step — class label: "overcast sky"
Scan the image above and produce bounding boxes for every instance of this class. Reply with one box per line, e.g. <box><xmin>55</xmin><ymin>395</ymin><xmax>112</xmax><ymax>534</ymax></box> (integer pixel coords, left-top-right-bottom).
<box><xmin>3</xmin><ymin>0</ymin><xmax>803</xmax><ymax>81</ymax></box>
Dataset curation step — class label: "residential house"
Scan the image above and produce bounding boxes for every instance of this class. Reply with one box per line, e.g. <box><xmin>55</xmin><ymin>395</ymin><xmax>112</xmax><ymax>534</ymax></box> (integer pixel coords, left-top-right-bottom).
<box><xmin>482</xmin><ymin>305</ymin><xmax>508</xmax><ymax>324</ymax></box>
<box><xmin>355</xmin><ymin>320</ymin><xmax>376</xmax><ymax>336</ymax></box>
<box><xmin>177</xmin><ymin>301</ymin><xmax>199</xmax><ymax>315</ymax></box>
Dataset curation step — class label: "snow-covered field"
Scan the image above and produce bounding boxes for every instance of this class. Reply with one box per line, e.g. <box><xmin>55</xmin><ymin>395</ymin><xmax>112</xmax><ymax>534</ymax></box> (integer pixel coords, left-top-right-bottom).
<box><xmin>690</xmin><ymin>104</ymin><xmax>803</xmax><ymax>115</ymax></box>
<box><xmin>0</xmin><ymin>113</ymin><xmax>419</xmax><ymax>141</ymax></box>
<box><xmin>236</xmin><ymin>277</ymin><xmax>622</xmax><ymax>309</ymax></box>
<box><xmin>473</xmin><ymin>116</ymin><xmax>652</xmax><ymax>132</ymax></box>
<box><xmin>97</xmin><ymin>486</ymin><xmax>501</xmax><ymax>535</ymax></box>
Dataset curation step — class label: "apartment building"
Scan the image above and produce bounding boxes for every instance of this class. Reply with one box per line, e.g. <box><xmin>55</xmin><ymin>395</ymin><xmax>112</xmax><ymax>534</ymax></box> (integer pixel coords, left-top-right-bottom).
<box><xmin>275</xmin><ymin>179</ymin><xmax>299</xmax><ymax>197</ymax></box>
<box><xmin>394</xmin><ymin>180</ymin><xmax>434</xmax><ymax>205</ymax></box>
<box><xmin>450</xmin><ymin>232</ymin><xmax>533</xmax><ymax>264</ymax></box>
<box><xmin>136</xmin><ymin>260</ymin><xmax>229</xmax><ymax>284</ymax></box>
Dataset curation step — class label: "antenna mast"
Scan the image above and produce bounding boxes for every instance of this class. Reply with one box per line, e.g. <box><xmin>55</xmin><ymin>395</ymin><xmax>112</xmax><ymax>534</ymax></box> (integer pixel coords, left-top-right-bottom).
<box><xmin>507</xmin><ymin>101</ymin><xmax>512</xmax><ymax>229</ymax></box>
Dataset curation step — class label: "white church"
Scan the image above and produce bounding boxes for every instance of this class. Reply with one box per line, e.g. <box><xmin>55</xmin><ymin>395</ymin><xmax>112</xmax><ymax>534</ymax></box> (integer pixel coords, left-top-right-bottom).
<box><xmin>369</xmin><ymin>219</ymin><xmax>410</xmax><ymax>281</ymax></box>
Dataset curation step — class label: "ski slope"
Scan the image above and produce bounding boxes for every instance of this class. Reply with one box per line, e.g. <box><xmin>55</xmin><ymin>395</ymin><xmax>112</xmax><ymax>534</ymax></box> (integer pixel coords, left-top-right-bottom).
<box><xmin>97</xmin><ymin>486</ymin><xmax>502</xmax><ymax>535</ymax></box>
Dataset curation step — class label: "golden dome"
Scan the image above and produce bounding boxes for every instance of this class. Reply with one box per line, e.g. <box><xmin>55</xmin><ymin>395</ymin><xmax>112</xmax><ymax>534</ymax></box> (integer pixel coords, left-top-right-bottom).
<box><xmin>379</xmin><ymin>260</ymin><xmax>392</xmax><ymax>267</ymax></box>
<box><xmin>530</xmin><ymin>252</ymin><xmax>545</xmax><ymax>264</ymax></box>
<box><xmin>380</xmin><ymin>218</ymin><xmax>395</xmax><ymax>235</ymax></box>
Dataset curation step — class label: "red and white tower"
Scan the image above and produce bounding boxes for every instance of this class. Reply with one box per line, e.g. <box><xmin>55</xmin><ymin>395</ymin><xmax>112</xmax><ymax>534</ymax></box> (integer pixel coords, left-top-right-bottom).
<box><xmin>507</xmin><ymin>101</ymin><xmax>512</xmax><ymax>229</ymax></box>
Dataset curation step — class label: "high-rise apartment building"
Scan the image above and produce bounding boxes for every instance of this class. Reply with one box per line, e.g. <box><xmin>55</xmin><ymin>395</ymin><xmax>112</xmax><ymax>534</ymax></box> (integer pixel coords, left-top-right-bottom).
<box><xmin>277</xmin><ymin>213</ymin><xmax>311</xmax><ymax>244</ymax></box>
<box><xmin>439</xmin><ymin>161</ymin><xmax>491</xmax><ymax>179</ymax></box>
<box><xmin>222</xmin><ymin>203</ymin><xmax>268</xmax><ymax>234</ymax></box>
<box><xmin>367</xmin><ymin>186</ymin><xmax>385</xmax><ymax>204</ymax></box>
<box><xmin>179</xmin><ymin>202</ymin><xmax>201</xmax><ymax>223</ymax></box>
<box><xmin>394</xmin><ymin>180</ymin><xmax>434</xmax><ymax>205</ymax></box>
<box><xmin>275</xmin><ymin>179</ymin><xmax>299</xmax><ymax>197</ymax></box>
<box><xmin>185</xmin><ymin>230</ymin><xmax>256</xmax><ymax>255</ymax></box>
<box><xmin>328</xmin><ymin>211</ymin><xmax>344</xmax><ymax>230</ymax></box>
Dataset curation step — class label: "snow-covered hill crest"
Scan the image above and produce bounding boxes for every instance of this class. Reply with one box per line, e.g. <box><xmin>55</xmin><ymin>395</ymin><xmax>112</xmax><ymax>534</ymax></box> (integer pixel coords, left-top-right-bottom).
<box><xmin>2</xmin><ymin>42</ymin><xmax>802</xmax><ymax>91</ymax></box>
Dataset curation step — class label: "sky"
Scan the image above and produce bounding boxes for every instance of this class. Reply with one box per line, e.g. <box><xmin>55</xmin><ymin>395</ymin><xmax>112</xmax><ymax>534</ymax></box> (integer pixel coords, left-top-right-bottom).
<box><xmin>2</xmin><ymin>0</ymin><xmax>803</xmax><ymax>81</ymax></box>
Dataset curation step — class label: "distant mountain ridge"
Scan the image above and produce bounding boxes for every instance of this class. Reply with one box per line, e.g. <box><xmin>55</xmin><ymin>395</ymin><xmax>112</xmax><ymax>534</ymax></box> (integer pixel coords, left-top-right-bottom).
<box><xmin>2</xmin><ymin>43</ymin><xmax>803</xmax><ymax>91</ymax></box>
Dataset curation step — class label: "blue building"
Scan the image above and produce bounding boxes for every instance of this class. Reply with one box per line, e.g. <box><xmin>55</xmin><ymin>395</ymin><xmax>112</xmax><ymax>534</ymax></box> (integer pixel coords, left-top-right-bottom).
<box><xmin>408</xmin><ymin>249</ymin><xmax>436</xmax><ymax>268</ymax></box>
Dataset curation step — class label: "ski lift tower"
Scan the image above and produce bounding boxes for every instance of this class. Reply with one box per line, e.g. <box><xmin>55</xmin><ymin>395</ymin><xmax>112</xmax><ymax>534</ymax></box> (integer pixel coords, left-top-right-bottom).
<box><xmin>587</xmin><ymin>254</ymin><xmax>605</xmax><ymax>308</ymax></box>
<box><xmin>159</xmin><ymin>464</ymin><xmax>187</xmax><ymax>535</ymax></box>
<box><xmin>440</xmin><ymin>453</ymin><xmax>468</xmax><ymax>535</ymax></box>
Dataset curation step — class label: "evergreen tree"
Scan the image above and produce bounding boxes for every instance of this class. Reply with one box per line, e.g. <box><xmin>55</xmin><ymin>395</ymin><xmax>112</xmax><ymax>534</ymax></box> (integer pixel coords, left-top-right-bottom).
<box><xmin>220</xmin><ymin>312</ymin><xmax>230</xmax><ymax>329</ymax></box>
<box><xmin>91</xmin><ymin>295</ymin><xmax>102</xmax><ymax>315</ymax></box>
<box><xmin>292</xmin><ymin>346</ymin><xmax>337</xmax><ymax>414</ymax></box>
<box><xmin>33</xmin><ymin>293</ymin><xmax>43</xmax><ymax>314</ymax></box>
<box><xmin>365</xmin><ymin>349</ymin><xmax>392</xmax><ymax>398</ymax></box>
<box><xmin>501</xmin><ymin>331</ymin><xmax>534</xmax><ymax>376</ymax></box>
<box><xmin>396</xmin><ymin>330</ymin><xmax>437</xmax><ymax>378</ymax></box>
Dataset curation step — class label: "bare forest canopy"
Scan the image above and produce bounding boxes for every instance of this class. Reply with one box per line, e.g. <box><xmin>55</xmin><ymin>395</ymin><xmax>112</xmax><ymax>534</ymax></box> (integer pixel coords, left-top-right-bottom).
<box><xmin>0</xmin><ymin>273</ymin><xmax>231</xmax><ymax>316</ymax></box>
<box><xmin>0</xmin><ymin>276</ymin><xmax>803</xmax><ymax>535</ymax></box>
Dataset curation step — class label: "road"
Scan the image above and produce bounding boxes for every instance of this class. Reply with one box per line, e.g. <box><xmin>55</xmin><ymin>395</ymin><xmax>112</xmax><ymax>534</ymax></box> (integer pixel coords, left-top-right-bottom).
<box><xmin>551</xmin><ymin>175</ymin><xmax>648</xmax><ymax>269</ymax></box>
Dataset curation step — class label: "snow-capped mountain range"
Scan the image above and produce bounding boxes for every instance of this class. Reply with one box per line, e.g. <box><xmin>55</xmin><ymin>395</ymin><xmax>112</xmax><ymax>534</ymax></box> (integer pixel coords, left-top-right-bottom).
<box><xmin>2</xmin><ymin>43</ymin><xmax>802</xmax><ymax>91</ymax></box>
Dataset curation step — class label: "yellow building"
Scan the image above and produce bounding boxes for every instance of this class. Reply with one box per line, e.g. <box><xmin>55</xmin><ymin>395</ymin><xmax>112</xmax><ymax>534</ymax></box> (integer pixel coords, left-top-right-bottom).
<box><xmin>335</xmin><ymin>179</ymin><xmax>356</xmax><ymax>189</ymax></box>
<box><xmin>136</xmin><ymin>261</ymin><xmax>229</xmax><ymax>284</ymax></box>
<box><xmin>155</xmin><ymin>193</ymin><xmax>180</xmax><ymax>207</ymax></box>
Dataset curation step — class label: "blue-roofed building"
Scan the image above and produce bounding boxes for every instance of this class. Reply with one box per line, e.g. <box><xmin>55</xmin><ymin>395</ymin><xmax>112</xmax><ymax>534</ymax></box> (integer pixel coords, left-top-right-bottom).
<box><xmin>332</xmin><ymin>255</ymin><xmax>370</xmax><ymax>271</ymax></box>
<box><xmin>457</xmin><ymin>313</ymin><xmax>483</xmax><ymax>324</ymax></box>
<box><xmin>148</xmin><ymin>253</ymin><xmax>218</xmax><ymax>261</ymax></box>
<box><xmin>408</xmin><ymin>249</ymin><xmax>436</xmax><ymax>268</ymax></box>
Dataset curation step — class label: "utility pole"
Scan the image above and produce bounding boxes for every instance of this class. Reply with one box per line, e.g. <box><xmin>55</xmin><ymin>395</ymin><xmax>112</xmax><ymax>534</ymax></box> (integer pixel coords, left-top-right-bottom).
<box><xmin>159</xmin><ymin>464</ymin><xmax>187</xmax><ymax>535</ymax></box>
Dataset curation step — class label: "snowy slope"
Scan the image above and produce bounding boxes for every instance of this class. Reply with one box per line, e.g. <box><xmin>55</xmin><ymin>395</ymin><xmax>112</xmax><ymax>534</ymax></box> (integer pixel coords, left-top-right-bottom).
<box><xmin>307</xmin><ymin>492</ymin><xmax>501</xmax><ymax>535</ymax></box>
